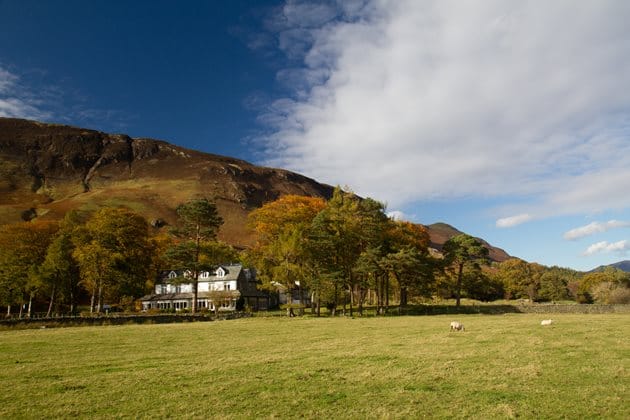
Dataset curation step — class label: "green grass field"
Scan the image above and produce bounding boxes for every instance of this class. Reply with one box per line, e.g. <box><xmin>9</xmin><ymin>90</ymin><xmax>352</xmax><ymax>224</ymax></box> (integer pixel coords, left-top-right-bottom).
<box><xmin>1</xmin><ymin>314</ymin><xmax>628</xmax><ymax>419</ymax></box>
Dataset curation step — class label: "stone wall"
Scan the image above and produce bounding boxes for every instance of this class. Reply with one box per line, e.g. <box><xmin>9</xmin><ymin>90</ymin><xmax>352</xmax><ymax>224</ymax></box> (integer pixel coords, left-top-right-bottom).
<box><xmin>0</xmin><ymin>312</ymin><xmax>252</xmax><ymax>330</ymax></box>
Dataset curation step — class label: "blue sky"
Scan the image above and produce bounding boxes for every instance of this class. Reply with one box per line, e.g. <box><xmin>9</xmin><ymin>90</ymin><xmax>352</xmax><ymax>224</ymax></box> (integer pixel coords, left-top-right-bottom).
<box><xmin>2</xmin><ymin>0</ymin><xmax>630</xmax><ymax>271</ymax></box>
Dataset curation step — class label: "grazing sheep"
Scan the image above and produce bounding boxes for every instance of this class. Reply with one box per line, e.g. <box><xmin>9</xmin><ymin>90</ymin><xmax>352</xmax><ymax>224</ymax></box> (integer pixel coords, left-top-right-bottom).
<box><xmin>540</xmin><ymin>319</ymin><xmax>553</xmax><ymax>326</ymax></box>
<box><xmin>450</xmin><ymin>321</ymin><xmax>464</xmax><ymax>331</ymax></box>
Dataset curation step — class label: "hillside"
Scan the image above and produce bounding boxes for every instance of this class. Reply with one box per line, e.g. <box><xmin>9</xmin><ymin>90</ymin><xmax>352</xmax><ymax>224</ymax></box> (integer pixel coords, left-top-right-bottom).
<box><xmin>590</xmin><ymin>260</ymin><xmax>630</xmax><ymax>273</ymax></box>
<box><xmin>427</xmin><ymin>222</ymin><xmax>511</xmax><ymax>263</ymax></box>
<box><xmin>0</xmin><ymin>118</ymin><xmax>333</xmax><ymax>247</ymax></box>
<box><xmin>0</xmin><ymin>117</ymin><xmax>509</xmax><ymax>259</ymax></box>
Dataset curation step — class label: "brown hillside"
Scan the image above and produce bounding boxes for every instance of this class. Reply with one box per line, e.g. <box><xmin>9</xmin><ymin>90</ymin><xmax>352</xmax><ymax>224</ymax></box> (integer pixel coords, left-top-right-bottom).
<box><xmin>0</xmin><ymin>117</ymin><xmax>333</xmax><ymax>247</ymax></box>
<box><xmin>426</xmin><ymin>222</ymin><xmax>510</xmax><ymax>263</ymax></box>
<box><xmin>1</xmin><ymin>118</ymin><xmax>510</xmax><ymax>259</ymax></box>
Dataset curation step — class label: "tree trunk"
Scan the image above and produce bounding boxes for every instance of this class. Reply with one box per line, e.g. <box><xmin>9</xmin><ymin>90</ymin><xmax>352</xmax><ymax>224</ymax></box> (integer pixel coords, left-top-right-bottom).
<box><xmin>348</xmin><ymin>285</ymin><xmax>353</xmax><ymax>317</ymax></box>
<box><xmin>286</xmin><ymin>290</ymin><xmax>293</xmax><ymax>317</ymax></box>
<box><xmin>192</xmin><ymin>276</ymin><xmax>199</xmax><ymax>314</ymax></box>
<box><xmin>385</xmin><ymin>277</ymin><xmax>390</xmax><ymax>313</ymax></box>
<box><xmin>19</xmin><ymin>302</ymin><xmax>24</xmax><ymax>318</ymax></box>
<box><xmin>70</xmin><ymin>290</ymin><xmax>75</xmax><ymax>315</ymax></box>
<box><xmin>96</xmin><ymin>281</ymin><xmax>103</xmax><ymax>313</ymax></box>
<box><xmin>90</xmin><ymin>283</ymin><xmax>97</xmax><ymax>313</ymax></box>
<box><xmin>358</xmin><ymin>287</ymin><xmax>363</xmax><ymax>316</ymax></box>
<box><xmin>455</xmin><ymin>263</ymin><xmax>464</xmax><ymax>308</ymax></box>
<box><xmin>402</xmin><ymin>287</ymin><xmax>407</xmax><ymax>306</ymax></box>
<box><xmin>27</xmin><ymin>294</ymin><xmax>33</xmax><ymax>318</ymax></box>
<box><xmin>47</xmin><ymin>284</ymin><xmax>56</xmax><ymax>318</ymax></box>
<box><xmin>6</xmin><ymin>304</ymin><xmax>10</xmax><ymax>317</ymax></box>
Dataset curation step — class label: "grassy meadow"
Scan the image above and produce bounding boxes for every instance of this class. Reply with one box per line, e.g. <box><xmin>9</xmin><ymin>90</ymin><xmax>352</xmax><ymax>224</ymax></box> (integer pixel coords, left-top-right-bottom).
<box><xmin>1</xmin><ymin>313</ymin><xmax>628</xmax><ymax>419</ymax></box>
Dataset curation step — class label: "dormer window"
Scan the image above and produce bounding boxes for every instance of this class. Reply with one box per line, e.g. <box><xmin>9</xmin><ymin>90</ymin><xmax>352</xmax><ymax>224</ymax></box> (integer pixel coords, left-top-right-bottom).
<box><xmin>216</xmin><ymin>267</ymin><xmax>225</xmax><ymax>277</ymax></box>
<box><xmin>200</xmin><ymin>271</ymin><xmax>209</xmax><ymax>279</ymax></box>
<box><xmin>168</xmin><ymin>271</ymin><xmax>177</xmax><ymax>279</ymax></box>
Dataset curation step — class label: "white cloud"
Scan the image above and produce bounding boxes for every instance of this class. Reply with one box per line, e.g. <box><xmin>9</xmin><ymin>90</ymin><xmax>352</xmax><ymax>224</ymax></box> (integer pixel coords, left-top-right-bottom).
<box><xmin>387</xmin><ymin>210</ymin><xmax>407</xmax><ymax>221</ymax></box>
<box><xmin>0</xmin><ymin>66</ymin><xmax>51</xmax><ymax>120</ymax></box>
<box><xmin>564</xmin><ymin>220</ymin><xmax>630</xmax><ymax>241</ymax></box>
<box><xmin>496</xmin><ymin>214</ymin><xmax>532</xmax><ymax>228</ymax></box>
<box><xmin>258</xmin><ymin>0</ymin><xmax>630</xmax><ymax>216</ymax></box>
<box><xmin>582</xmin><ymin>240</ymin><xmax>630</xmax><ymax>256</ymax></box>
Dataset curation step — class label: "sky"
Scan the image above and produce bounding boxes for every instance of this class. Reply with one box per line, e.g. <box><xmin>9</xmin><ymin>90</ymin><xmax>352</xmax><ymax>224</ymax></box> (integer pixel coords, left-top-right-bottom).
<box><xmin>2</xmin><ymin>0</ymin><xmax>630</xmax><ymax>271</ymax></box>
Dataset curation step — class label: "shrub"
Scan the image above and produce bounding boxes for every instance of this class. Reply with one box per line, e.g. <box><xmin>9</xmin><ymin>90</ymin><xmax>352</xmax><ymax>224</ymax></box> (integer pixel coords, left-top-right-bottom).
<box><xmin>607</xmin><ymin>286</ymin><xmax>630</xmax><ymax>304</ymax></box>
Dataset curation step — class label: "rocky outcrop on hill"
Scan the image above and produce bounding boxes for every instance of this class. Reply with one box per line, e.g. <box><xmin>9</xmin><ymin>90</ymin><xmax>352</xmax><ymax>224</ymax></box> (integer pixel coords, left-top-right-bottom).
<box><xmin>0</xmin><ymin>118</ymin><xmax>510</xmax><ymax>258</ymax></box>
<box><xmin>0</xmin><ymin>118</ymin><xmax>333</xmax><ymax>246</ymax></box>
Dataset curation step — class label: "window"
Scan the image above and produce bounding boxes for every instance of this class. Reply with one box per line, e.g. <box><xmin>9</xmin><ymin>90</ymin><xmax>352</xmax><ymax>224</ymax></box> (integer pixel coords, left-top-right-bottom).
<box><xmin>175</xmin><ymin>285</ymin><xmax>182</xmax><ymax>294</ymax></box>
<box><xmin>160</xmin><ymin>284</ymin><xmax>167</xmax><ymax>294</ymax></box>
<box><xmin>216</xmin><ymin>267</ymin><xmax>225</xmax><ymax>277</ymax></box>
<box><xmin>223</xmin><ymin>282</ymin><xmax>230</xmax><ymax>291</ymax></box>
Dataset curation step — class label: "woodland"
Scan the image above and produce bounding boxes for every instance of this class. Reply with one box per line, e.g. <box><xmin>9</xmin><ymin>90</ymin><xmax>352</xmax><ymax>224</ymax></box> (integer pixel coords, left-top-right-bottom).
<box><xmin>1</xmin><ymin>188</ymin><xmax>629</xmax><ymax>318</ymax></box>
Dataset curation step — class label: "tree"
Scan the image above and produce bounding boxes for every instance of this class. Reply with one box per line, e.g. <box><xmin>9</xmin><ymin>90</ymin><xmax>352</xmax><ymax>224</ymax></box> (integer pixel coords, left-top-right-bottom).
<box><xmin>74</xmin><ymin>208</ymin><xmax>154</xmax><ymax>313</ymax></box>
<box><xmin>381</xmin><ymin>221</ymin><xmax>435</xmax><ymax>311</ymax></box>
<box><xmin>169</xmin><ymin>198</ymin><xmax>223</xmax><ymax>313</ymax></box>
<box><xmin>310</xmin><ymin>189</ymin><xmax>389</xmax><ymax>316</ymax></box>
<box><xmin>0</xmin><ymin>221</ymin><xmax>58</xmax><ymax>317</ymax></box>
<box><xmin>538</xmin><ymin>268</ymin><xmax>571</xmax><ymax>302</ymax></box>
<box><xmin>40</xmin><ymin>231</ymin><xmax>79</xmax><ymax>316</ymax></box>
<box><xmin>442</xmin><ymin>234</ymin><xmax>489</xmax><ymax>307</ymax></box>
<box><xmin>578</xmin><ymin>268</ymin><xmax>630</xmax><ymax>304</ymax></box>
<box><xmin>247</xmin><ymin>195</ymin><xmax>326</xmax><ymax>316</ymax></box>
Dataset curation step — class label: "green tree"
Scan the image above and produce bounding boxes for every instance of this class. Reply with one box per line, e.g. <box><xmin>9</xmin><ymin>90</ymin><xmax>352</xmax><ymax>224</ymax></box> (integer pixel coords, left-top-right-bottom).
<box><xmin>442</xmin><ymin>234</ymin><xmax>489</xmax><ymax>307</ymax></box>
<box><xmin>538</xmin><ymin>268</ymin><xmax>572</xmax><ymax>302</ymax></box>
<box><xmin>380</xmin><ymin>220</ymin><xmax>435</xmax><ymax>310</ymax></box>
<box><xmin>168</xmin><ymin>198</ymin><xmax>223</xmax><ymax>313</ymax></box>
<box><xmin>310</xmin><ymin>189</ymin><xmax>389</xmax><ymax>316</ymax></box>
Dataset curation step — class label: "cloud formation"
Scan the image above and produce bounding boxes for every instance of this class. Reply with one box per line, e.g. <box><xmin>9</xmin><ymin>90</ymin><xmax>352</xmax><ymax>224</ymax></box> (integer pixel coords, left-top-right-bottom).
<box><xmin>564</xmin><ymin>220</ymin><xmax>630</xmax><ymax>241</ymax></box>
<box><xmin>387</xmin><ymin>210</ymin><xmax>408</xmax><ymax>221</ymax></box>
<box><xmin>259</xmin><ymin>0</ymin><xmax>630</xmax><ymax>218</ymax></box>
<box><xmin>0</xmin><ymin>66</ymin><xmax>51</xmax><ymax>120</ymax></box>
<box><xmin>582</xmin><ymin>240</ymin><xmax>630</xmax><ymax>256</ymax></box>
<box><xmin>496</xmin><ymin>214</ymin><xmax>532</xmax><ymax>228</ymax></box>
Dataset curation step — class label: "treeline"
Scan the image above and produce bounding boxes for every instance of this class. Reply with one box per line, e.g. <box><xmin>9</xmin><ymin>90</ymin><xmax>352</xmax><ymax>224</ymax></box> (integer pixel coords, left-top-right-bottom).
<box><xmin>247</xmin><ymin>189</ymin><xmax>630</xmax><ymax>315</ymax></box>
<box><xmin>2</xmin><ymin>190</ymin><xmax>629</xmax><ymax>318</ymax></box>
<box><xmin>0</xmin><ymin>199</ymin><xmax>236</xmax><ymax>317</ymax></box>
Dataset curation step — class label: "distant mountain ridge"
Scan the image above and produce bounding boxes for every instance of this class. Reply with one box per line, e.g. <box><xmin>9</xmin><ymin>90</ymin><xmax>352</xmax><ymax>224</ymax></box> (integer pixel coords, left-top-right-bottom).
<box><xmin>0</xmin><ymin>117</ymin><xmax>509</xmax><ymax>260</ymax></box>
<box><xmin>590</xmin><ymin>260</ymin><xmax>630</xmax><ymax>273</ymax></box>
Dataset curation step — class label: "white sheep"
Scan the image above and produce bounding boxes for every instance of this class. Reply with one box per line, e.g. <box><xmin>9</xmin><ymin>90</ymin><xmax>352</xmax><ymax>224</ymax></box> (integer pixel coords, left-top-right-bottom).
<box><xmin>450</xmin><ymin>321</ymin><xmax>464</xmax><ymax>331</ymax></box>
<box><xmin>540</xmin><ymin>319</ymin><xmax>553</xmax><ymax>326</ymax></box>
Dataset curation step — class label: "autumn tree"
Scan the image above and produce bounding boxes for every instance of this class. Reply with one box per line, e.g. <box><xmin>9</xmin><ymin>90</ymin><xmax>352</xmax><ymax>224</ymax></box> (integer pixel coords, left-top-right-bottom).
<box><xmin>74</xmin><ymin>208</ymin><xmax>154</xmax><ymax>313</ymax></box>
<box><xmin>496</xmin><ymin>259</ymin><xmax>545</xmax><ymax>301</ymax></box>
<box><xmin>247</xmin><ymin>195</ymin><xmax>326</xmax><ymax>316</ymax></box>
<box><xmin>442</xmin><ymin>234</ymin><xmax>489</xmax><ymax>307</ymax></box>
<box><xmin>0</xmin><ymin>221</ymin><xmax>58</xmax><ymax>317</ymax></box>
<box><xmin>40</xmin><ymin>230</ymin><xmax>79</xmax><ymax>316</ymax></box>
<box><xmin>168</xmin><ymin>198</ymin><xmax>223</xmax><ymax>313</ymax></box>
<box><xmin>577</xmin><ymin>268</ymin><xmax>630</xmax><ymax>304</ymax></box>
